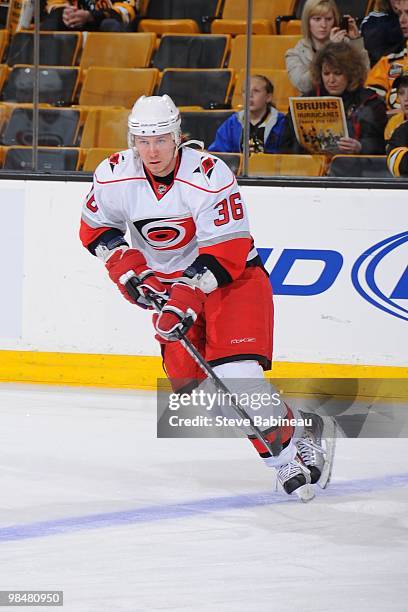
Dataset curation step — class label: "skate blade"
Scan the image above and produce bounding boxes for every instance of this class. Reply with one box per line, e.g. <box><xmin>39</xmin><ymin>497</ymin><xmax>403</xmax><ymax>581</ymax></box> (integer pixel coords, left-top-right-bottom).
<box><xmin>295</xmin><ymin>484</ymin><xmax>315</xmax><ymax>503</ymax></box>
<box><xmin>318</xmin><ymin>418</ymin><xmax>337</xmax><ymax>490</ymax></box>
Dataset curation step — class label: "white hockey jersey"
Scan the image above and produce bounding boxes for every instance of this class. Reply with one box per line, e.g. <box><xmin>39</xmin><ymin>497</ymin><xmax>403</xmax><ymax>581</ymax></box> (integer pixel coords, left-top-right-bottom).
<box><xmin>80</xmin><ymin>146</ymin><xmax>258</xmax><ymax>281</ymax></box>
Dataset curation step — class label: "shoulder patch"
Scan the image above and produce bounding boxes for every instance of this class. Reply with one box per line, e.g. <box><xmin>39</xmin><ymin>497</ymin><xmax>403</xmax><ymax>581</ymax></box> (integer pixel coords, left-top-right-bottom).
<box><xmin>193</xmin><ymin>156</ymin><xmax>218</xmax><ymax>179</ymax></box>
<box><xmin>109</xmin><ymin>152</ymin><xmax>124</xmax><ymax>172</ymax></box>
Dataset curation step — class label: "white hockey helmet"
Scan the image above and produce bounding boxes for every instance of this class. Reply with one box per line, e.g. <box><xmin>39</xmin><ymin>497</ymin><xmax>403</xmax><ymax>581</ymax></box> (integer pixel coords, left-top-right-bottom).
<box><xmin>128</xmin><ymin>94</ymin><xmax>182</xmax><ymax>150</ymax></box>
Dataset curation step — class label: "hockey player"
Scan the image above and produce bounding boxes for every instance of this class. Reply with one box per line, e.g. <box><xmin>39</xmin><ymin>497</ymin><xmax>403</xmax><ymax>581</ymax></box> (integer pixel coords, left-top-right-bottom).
<box><xmin>79</xmin><ymin>94</ymin><xmax>332</xmax><ymax>500</ymax></box>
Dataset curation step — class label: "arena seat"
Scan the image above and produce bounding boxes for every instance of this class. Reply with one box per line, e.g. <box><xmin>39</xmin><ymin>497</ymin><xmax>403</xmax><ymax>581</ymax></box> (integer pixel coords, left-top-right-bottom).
<box><xmin>5</xmin><ymin>32</ymin><xmax>82</xmax><ymax>67</ymax></box>
<box><xmin>79</xmin><ymin>32</ymin><xmax>156</xmax><ymax>70</ymax></box>
<box><xmin>158</xmin><ymin>68</ymin><xmax>234</xmax><ymax>109</ymax></box>
<box><xmin>0</xmin><ymin>64</ymin><xmax>8</xmax><ymax>92</ymax></box>
<box><xmin>279</xmin><ymin>20</ymin><xmax>301</xmax><ymax>35</ymax></box>
<box><xmin>0</xmin><ymin>107</ymin><xmax>80</xmax><ymax>146</ymax></box>
<box><xmin>138</xmin><ymin>19</ymin><xmax>200</xmax><ymax>34</ymax></box>
<box><xmin>0</xmin><ymin>30</ymin><xmax>8</xmax><ymax>61</ymax></box>
<box><xmin>3</xmin><ymin>146</ymin><xmax>81</xmax><ymax>170</ymax></box>
<box><xmin>80</xmin><ymin>108</ymin><xmax>129</xmax><ymax>149</ymax></box>
<box><xmin>0</xmin><ymin>102</ymin><xmax>7</xmax><ymax>132</ymax></box>
<box><xmin>229</xmin><ymin>35</ymin><xmax>301</xmax><ymax>71</ymax></box>
<box><xmin>141</xmin><ymin>0</ymin><xmax>222</xmax><ymax>33</ymax></box>
<box><xmin>79</xmin><ymin>67</ymin><xmax>158</xmax><ymax>107</ymax></box>
<box><xmin>81</xmin><ymin>147</ymin><xmax>122</xmax><ymax>172</ymax></box>
<box><xmin>210</xmin><ymin>151</ymin><xmax>242</xmax><ymax>175</ymax></box>
<box><xmin>248</xmin><ymin>153</ymin><xmax>327</xmax><ymax>176</ymax></box>
<box><xmin>328</xmin><ymin>155</ymin><xmax>391</xmax><ymax>178</ymax></box>
<box><xmin>180</xmin><ymin>110</ymin><xmax>234</xmax><ymax>148</ymax></box>
<box><xmin>211</xmin><ymin>0</ymin><xmax>295</xmax><ymax>35</ymax></box>
<box><xmin>0</xmin><ymin>66</ymin><xmax>79</xmax><ymax>105</ymax></box>
<box><xmin>232</xmin><ymin>69</ymin><xmax>299</xmax><ymax>112</ymax></box>
<box><xmin>153</xmin><ymin>34</ymin><xmax>230</xmax><ymax>70</ymax></box>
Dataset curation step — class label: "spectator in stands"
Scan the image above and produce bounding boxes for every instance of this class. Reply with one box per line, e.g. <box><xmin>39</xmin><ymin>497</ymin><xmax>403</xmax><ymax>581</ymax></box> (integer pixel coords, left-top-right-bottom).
<box><xmin>41</xmin><ymin>0</ymin><xmax>137</xmax><ymax>32</ymax></box>
<box><xmin>366</xmin><ymin>0</ymin><xmax>408</xmax><ymax>112</ymax></box>
<box><xmin>208</xmin><ymin>75</ymin><xmax>285</xmax><ymax>155</ymax></box>
<box><xmin>280</xmin><ymin>42</ymin><xmax>387</xmax><ymax>155</ymax></box>
<box><xmin>385</xmin><ymin>72</ymin><xmax>408</xmax><ymax>140</ymax></box>
<box><xmin>361</xmin><ymin>0</ymin><xmax>404</xmax><ymax>67</ymax></box>
<box><xmin>285</xmin><ymin>0</ymin><xmax>369</xmax><ymax>95</ymax></box>
<box><xmin>387</xmin><ymin>117</ymin><xmax>408</xmax><ymax>175</ymax></box>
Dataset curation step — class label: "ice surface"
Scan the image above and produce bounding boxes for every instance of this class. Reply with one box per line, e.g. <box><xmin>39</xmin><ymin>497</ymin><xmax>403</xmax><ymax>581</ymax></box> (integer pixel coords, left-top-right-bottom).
<box><xmin>0</xmin><ymin>384</ymin><xmax>407</xmax><ymax>612</ymax></box>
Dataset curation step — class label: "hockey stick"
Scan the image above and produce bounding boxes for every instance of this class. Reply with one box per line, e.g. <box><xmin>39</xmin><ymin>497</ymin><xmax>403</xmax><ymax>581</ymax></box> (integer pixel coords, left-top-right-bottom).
<box><xmin>125</xmin><ymin>276</ymin><xmax>279</xmax><ymax>457</ymax></box>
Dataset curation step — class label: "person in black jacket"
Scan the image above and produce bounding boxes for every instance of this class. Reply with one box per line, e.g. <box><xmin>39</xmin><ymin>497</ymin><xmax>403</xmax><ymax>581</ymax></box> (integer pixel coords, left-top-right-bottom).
<box><xmin>280</xmin><ymin>42</ymin><xmax>387</xmax><ymax>155</ymax></box>
<box><xmin>361</xmin><ymin>0</ymin><xmax>404</xmax><ymax>67</ymax></box>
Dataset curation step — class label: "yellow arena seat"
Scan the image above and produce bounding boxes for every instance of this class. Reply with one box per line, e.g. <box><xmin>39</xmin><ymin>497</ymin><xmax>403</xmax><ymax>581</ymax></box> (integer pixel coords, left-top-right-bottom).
<box><xmin>280</xmin><ymin>19</ymin><xmax>301</xmax><ymax>35</ymax></box>
<box><xmin>82</xmin><ymin>147</ymin><xmax>123</xmax><ymax>172</ymax></box>
<box><xmin>0</xmin><ymin>64</ymin><xmax>9</xmax><ymax>95</ymax></box>
<box><xmin>138</xmin><ymin>19</ymin><xmax>200</xmax><ymax>34</ymax></box>
<box><xmin>139</xmin><ymin>0</ymin><xmax>222</xmax><ymax>32</ymax></box>
<box><xmin>0</xmin><ymin>30</ymin><xmax>9</xmax><ymax>61</ymax></box>
<box><xmin>0</xmin><ymin>103</ymin><xmax>8</xmax><ymax>133</ymax></box>
<box><xmin>211</xmin><ymin>0</ymin><xmax>295</xmax><ymax>35</ymax></box>
<box><xmin>79</xmin><ymin>32</ymin><xmax>156</xmax><ymax>70</ymax></box>
<box><xmin>232</xmin><ymin>69</ymin><xmax>299</xmax><ymax>112</ymax></box>
<box><xmin>249</xmin><ymin>153</ymin><xmax>327</xmax><ymax>176</ymax></box>
<box><xmin>80</xmin><ymin>108</ymin><xmax>129</xmax><ymax>149</ymax></box>
<box><xmin>229</xmin><ymin>35</ymin><xmax>302</xmax><ymax>71</ymax></box>
<box><xmin>79</xmin><ymin>67</ymin><xmax>158</xmax><ymax>107</ymax></box>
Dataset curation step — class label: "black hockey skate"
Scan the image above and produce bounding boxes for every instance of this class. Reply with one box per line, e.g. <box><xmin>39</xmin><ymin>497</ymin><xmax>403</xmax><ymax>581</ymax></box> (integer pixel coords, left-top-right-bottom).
<box><xmin>276</xmin><ymin>454</ymin><xmax>314</xmax><ymax>502</ymax></box>
<box><xmin>297</xmin><ymin>411</ymin><xmax>337</xmax><ymax>489</ymax></box>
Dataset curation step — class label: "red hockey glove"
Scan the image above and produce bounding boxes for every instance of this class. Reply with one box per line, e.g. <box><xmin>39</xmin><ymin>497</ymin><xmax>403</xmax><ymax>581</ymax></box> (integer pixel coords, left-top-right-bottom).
<box><xmin>106</xmin><ymin>248</ymin><xmax>167</xmax><ymax>309</ymax></box>
<box><xmin>154</xmin><ymin>282</ymin><xmax>206</xmax><ymax>341</ymax></box>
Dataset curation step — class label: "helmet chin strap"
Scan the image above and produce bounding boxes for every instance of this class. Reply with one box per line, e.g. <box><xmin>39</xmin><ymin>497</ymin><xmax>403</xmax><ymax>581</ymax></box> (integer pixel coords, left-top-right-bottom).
<box><xmin>178</xmin><ymin>139</ymin><xmax>204</xmax><ymax>151</ymax></box>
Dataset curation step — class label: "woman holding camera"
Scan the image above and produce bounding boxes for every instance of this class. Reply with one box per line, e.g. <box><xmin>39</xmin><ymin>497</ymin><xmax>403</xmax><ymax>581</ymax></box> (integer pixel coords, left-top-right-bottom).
<box><xmin>285</xmin><ymin>0</ymin><xmax>369</xmax><ymax>95</ymax></box>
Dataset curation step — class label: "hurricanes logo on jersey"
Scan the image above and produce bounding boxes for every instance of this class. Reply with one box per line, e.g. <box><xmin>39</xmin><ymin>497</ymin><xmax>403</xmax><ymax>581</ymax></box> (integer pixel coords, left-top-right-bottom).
<box><xmin>133</xmin><ymin>216</ymin><xmax>196</xmax><ymax>251</ymax></box>
<box><xmin>194</xmin><ymin>156</ymin><xmax>217</xmax><ymax>179</ymax></box>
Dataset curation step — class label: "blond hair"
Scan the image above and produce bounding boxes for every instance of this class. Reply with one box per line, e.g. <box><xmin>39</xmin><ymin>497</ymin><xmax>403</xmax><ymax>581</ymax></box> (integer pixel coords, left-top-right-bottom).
<box><xmin>301</xmin><ymin>0</ymin><xmax>340</xmax><ymax>41</ymax></box>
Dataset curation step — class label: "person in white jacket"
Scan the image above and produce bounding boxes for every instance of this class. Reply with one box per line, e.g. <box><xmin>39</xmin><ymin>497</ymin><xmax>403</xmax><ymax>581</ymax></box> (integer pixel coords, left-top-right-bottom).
<box><xmin>285</xmin><ymin>0</ymin><xmax>369</xmax><ymax>95</ymax></box>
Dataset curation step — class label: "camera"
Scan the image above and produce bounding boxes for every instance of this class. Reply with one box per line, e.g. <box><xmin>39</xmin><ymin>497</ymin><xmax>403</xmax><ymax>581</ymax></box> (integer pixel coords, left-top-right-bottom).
<box><xmin>339</xmin><ymin>16</ymin><xmax>349</xmax><ymax>32</ymax></box>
